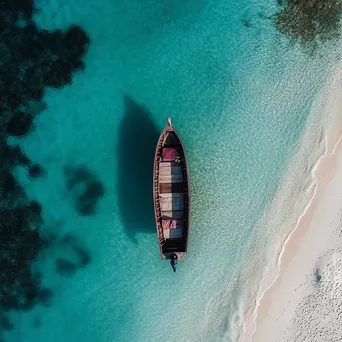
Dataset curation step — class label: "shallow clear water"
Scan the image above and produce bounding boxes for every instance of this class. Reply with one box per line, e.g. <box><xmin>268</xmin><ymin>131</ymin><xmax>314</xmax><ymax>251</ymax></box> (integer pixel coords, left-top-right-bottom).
<box><xmin>3</xmin><ymin>0</ymin><xmax>341</xmax><ymax>341</ymax></box>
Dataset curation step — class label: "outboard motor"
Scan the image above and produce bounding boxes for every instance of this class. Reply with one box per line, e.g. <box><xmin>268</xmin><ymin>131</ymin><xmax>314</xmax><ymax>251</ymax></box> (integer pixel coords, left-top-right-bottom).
<box><xmin>170</xmin><ymin>253</ymin><xmax>178</xmax><ymax>273</ymax></box>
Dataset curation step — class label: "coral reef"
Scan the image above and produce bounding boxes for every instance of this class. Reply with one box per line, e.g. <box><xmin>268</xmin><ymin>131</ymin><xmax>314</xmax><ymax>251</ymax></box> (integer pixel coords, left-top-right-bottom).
<box><xmin>64</xmin><ymin>166</ymin><xmax>105</xmax><ymax>216</ymax></box>
<box><xmin>0</xmin><ymin>0</ymin><xmax>90</xmax><ymax>336</ymax></box>
<box><xmin>275</xmin><ymin>0</ymin><xmax>342</xmax><ymax>43</ymax></box>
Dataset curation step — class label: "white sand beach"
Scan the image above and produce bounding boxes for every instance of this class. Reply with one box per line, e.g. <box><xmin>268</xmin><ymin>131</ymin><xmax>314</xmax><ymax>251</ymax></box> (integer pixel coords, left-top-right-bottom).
<box><xmin>240</xmin><ymin>73</ymin><xmax>342</xmax><ymax>342</ymax></box>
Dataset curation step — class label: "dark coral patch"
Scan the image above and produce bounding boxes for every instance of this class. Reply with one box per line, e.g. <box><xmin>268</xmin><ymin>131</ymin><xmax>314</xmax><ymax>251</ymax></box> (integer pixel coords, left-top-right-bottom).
<box><xmin>25</xmin><ymin>200</ymin><xmax>43</xmax><ymax>227</ymax></box>
<box><xmin>0</xmin><ymin>201</ymin><xmax>46</xmax><ymax>314</ymax></box>
<box><xmin>6</xmin><ymin>111</ymin><xmax>34</xmax><ymax>137</ymax></box>
<box><xmin>63</xmin><ymin>25</ymin><xmax>90</xmax><ymax>69</ymax></box>
<box><xmin>37</xmin><ymin>288</ymin><xmax>53</xmax><ymax>307</ymax></box>
<box><xmin>43</xmin><ymin>60</ymin><xmax>73</xmax><ymax>88</ymax></box>
<box><xmin>1</xmin><ymin>145</ymin><xmax>30</xmax><ymax>168</ymax></box>
<box><xmin>58</xmin><ymin>235</ymin><xmax>91</xmax><ymax>273</ymax></box>
<box><xmin>0</xmin><ymin>256</ymin><xmax>40</xmax><ymax>311</ymax></box>
<box><xmin>0</xmin><ymin>314</ymin><xmax>13</xmax><ymax>331</ymax></box>
<box><xmin>275</xmin><ymin>0</ymin><xmax>342</xmax><ymax>44</ymax></box>
<box><xmin>77</xmin><ymin>180</ymin><xmax>105</xmax><ymax>215</ymax></box>
<box><xmin>0</xmin><ymin>0</ymin><xmax>35</xmax><ymax>22</ymax></box>
<box><xmin>78</xmin><ymin>248</ymin><xmax>91</xmax><ymax>267</ymax></box>
<box><xmin>0</xmin><ymin>0</ymin><xmax>90</xmax><ymax>328</ymax></box>
<box><xmin>0</xmin><ymin>168</ymin><xmax>21</xmax><ymax>198</ymax></box>
<box><xmin>28</xmin><ymin>163</ymin><xmax>45</xmax><ymax>178</ymax></box>
<box><xmin>64</xmin><ymin>166</ymin><xmax>105</xmax><ymax>216</ymax></box>
<box><xmin>29</xmin><ymin>85</ymin><xmax>45</xmax><ymax>101</ymax></box>
<box><xmin>65</xmin><ymin>166</ymin><xmax>92</xmax><ymax>190</ymax></box>
<box><xmin>40</xmin><ymin>25</ymin><xmax>90</xmax><ymax>88</ymax></box>
<box><xmin>55</xmin><ymin>258</ymin><xmax>77</xmax><ymax>277</ymax></box>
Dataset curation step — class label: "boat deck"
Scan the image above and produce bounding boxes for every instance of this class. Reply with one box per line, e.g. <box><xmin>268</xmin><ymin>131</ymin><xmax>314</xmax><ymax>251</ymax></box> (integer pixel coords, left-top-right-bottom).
<box><xmin>159</xmin><ymin>161</ymin><xmax>184</xmax><ymax>239</ymax></box>
<box><xmin>153</xmin><ymin>121</ymin><xmax>190</xmax><ymax>260</ymax></box>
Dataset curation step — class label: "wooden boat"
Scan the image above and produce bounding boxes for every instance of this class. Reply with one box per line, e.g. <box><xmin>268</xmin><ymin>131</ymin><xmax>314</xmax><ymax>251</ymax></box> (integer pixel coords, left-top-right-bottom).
<box><xmin>153</xmin><ymin>117</ymin><xmax>190</xmax><ymax>271</ymax></box>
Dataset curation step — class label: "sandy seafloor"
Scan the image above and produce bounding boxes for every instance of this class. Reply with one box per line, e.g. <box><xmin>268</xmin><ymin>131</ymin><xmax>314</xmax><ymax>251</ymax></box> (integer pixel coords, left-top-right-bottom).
<box><xmin>3</xmin><ymin>0</ymin><xmax>342</xmax><ymax>341</ymax></box>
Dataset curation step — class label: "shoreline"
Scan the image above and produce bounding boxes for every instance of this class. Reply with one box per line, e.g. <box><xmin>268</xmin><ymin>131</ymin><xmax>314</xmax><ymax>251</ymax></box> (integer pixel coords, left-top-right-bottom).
<box><xmin>239</xmin><ymin>75</ymin><xmax>342</xmax><ymax>341</ymax></box>
<box><xmin>252</xmin><ymin>131</ymin><xmax>342</xmax><ymax>341</ymax></box>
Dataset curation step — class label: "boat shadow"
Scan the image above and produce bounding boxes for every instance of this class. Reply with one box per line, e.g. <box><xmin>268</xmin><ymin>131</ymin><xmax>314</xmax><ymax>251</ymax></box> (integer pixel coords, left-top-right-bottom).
<box><xmin>117</xmin><ymin>95</ymin><xmax>160</xmax><ymax>242</ymax></box>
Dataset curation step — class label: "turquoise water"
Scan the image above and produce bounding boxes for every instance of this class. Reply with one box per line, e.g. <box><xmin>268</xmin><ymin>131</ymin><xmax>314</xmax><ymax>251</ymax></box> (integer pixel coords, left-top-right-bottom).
<box><xmin>3</xmin><ymin>0</ymin><xmax>341</xmax><ymax>341</ymax></box>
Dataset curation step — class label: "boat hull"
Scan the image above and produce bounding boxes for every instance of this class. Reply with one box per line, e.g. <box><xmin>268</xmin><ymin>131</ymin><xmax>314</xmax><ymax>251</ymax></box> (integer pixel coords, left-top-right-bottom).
<box><xmin>153</xmin><ymin>118</ymin><xmax>190</xmax><ymax>260</ymax></box>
